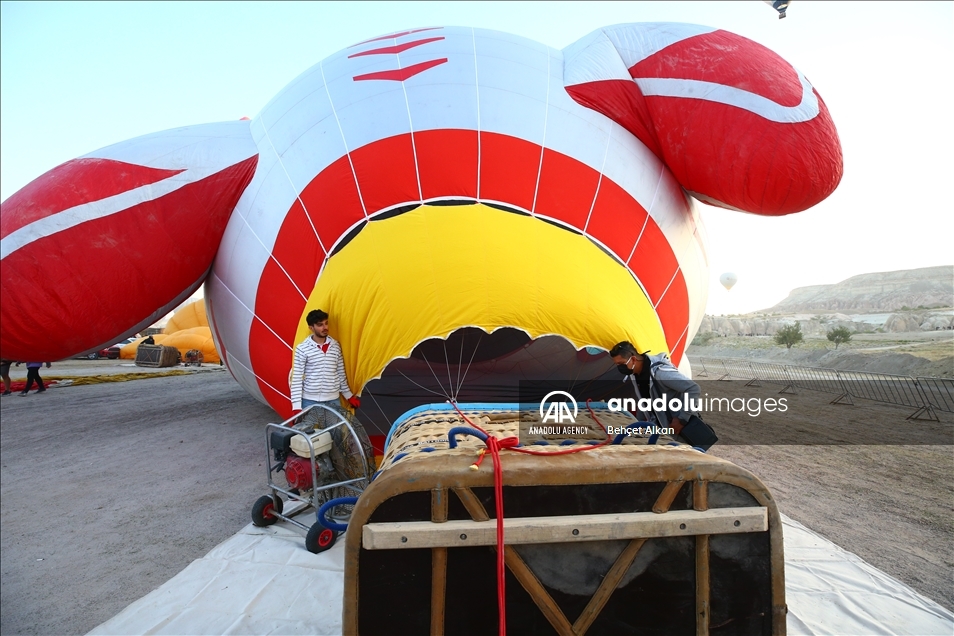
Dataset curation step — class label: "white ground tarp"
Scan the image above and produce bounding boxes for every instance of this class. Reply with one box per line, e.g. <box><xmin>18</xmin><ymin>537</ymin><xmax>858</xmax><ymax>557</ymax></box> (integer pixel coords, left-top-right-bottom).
<box><xmin>91</xmin><ymin>513</ymin><xmax>953</xmax><ymax>636</ymax></box>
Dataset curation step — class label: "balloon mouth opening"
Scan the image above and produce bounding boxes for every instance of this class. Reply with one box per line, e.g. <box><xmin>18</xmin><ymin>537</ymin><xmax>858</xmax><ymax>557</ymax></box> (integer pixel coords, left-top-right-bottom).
<box><xmin>408</xmin><ymin>326</ymin><xmax>531</xmax><ymax>364</ymax></box>
<box><xmin>354</xmin><ymin>327</ymin><xmax>620</xmax><ymax>437</ymax></box>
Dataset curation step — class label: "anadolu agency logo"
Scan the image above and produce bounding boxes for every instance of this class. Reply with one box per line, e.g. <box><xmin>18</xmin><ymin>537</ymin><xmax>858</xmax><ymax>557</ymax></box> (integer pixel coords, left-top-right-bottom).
<box><xmin>606</xmin><ymin>394</ymin><xmax>788</xmax><ymax>418</ymax></box>
<box><xmin>540</xmin><ymin>390</ymin><xmax>578</xmax><ymax>424</ymax></box>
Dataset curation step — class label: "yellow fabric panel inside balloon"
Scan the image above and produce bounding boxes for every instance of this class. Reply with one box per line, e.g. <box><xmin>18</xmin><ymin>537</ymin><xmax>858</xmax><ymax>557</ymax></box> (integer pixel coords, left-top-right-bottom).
<box><xmin>295</xmin><ymin>203</ymin><xmax>668</xmax><ymax>394</ymax></box>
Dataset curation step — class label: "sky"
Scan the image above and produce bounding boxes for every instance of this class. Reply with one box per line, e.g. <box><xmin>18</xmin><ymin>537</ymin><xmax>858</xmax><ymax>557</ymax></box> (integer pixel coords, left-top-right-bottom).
<box><xmin>2</xmin><ymin>1</ymin><xmax>952</xmax><ymax>316</ymax></box>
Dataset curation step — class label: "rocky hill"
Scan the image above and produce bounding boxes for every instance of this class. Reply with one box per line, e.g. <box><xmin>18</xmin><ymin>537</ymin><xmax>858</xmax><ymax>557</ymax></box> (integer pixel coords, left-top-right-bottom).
<box><xmin>765</xmin><ymin>266</ymin><xmax>952</xmax><ymax>313</ymax></box>
<box><xmin>698</xmin><ymin>311</ymin><xmax>953</xmax><ymax>337</ymax></box>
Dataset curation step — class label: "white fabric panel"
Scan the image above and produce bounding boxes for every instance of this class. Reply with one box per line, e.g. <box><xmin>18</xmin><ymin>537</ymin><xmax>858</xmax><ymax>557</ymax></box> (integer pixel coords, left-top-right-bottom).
<box><xmin>81</xmin><ymin>120</ymin><xmax>256</xmax><ymax>169</ymax></box>
<box><xmin>594</xmin><ymin>125</ymin><xmax>666</xmax><ymax>224</ymax></box>
<box><xmin>650</xmin><ymin>174</ymin><xmax>697</xmax><ymax>260</ymax></box>
<box><xmin>255</xmin><ymin>64</ymin><xmax>327</xmax><ymax>135</ymax></box>
<box><xmin>600</xmin><ymin>23</ymin><xmax>717</xmax><ymax>69</ymax></box>
<box><xmin>90</xmin><ymin>512</ymin><xmax>954</xmax><ymax>636</ymax></box>
<box><xmin>399</xmin><ymin>37</ymin><xmax>479</xmax><ymax>132</ymax></box>
<box><xmin>405</xmin><ymin>82</ymin><xmax>479</xmax><ymax>133</ymax></box>
<box><xmin>204</xmin><ymin>272</ymin><xmax>263</xmax><ymax>402</ymax></box>
<box><xmin>474</xmin><ymin>31</ymin><xmax>549</xmax><ymax>143</ymax></box>
<box><xmin>473</xmin><ymin>27</ymin><xmax>549</xmax><ymax>65</ymax></box>
<box><xmin>537</xmin><ymin>103</ymin><xmax>611</xmax><ymax>186</ymax></box>
<box><xmin>232</xmin><ymin>149</ymin><xmax>301</xmax><ymax>247</ymax></box>
<box><xmin>272</xmin><ymin>114</ymin><xmax>352</xmax><ymax>205</ymax></box>
<box><xmin>677</xmin><ymin>200</ymin><xmax>709</xmax><ymax>340</ymax></box>
<box><xmin>262</xmin><ymin>86</ymin><xmax>336</xmax><ymax>159</ymax></box>
<box><xmin>213</xmin><ymin>219</ymin><xmax>282</xmax><ymax>307</ymax></box>
<box><xmin>250</xmin><ymin>112</ymin><xmax>269</xmax><ymax>147</ymax></box>
<box><xmin>635</xmin><ymin>74</ymin><xmax>820</xmax><ymax>124</ymax></box>
<box><xmin>475</xmin><ymin>85</ymin><xmax>548</xmax><ymax>151</ymax></box>
<box><xmin>326</xmin><ymin>82</ymin><xmax>411</xmax><ymax>157</ymax></box>
<box><xmin>563</xmin><ymin>29</ymin><xmax>633</xmax><ymax>86</ymax></box>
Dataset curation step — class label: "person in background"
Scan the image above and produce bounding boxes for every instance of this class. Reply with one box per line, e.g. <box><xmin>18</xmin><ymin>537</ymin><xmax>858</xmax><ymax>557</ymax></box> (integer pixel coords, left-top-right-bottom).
<box><xmin>1</xmin><ymin>359</ymin><xmax>13</xmax><ymax>396</ymax></box>
<box><xmin>18</xmin><ymin>361</ymin><xmax>51</xmax><ymax>396</ymax></box>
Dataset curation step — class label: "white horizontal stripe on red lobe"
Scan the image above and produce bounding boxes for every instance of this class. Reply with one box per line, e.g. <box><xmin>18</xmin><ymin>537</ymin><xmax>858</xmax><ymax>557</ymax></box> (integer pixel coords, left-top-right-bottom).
<box><xmin>0</xmin><ymin>165</ymin><xmax>232</xmax><ymax>260</ymax></box>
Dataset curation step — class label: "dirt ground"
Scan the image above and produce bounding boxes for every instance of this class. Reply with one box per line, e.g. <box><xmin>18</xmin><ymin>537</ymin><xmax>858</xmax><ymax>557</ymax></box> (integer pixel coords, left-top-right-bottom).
<box><xmin>1</xmin><ymin>362</ymin><xmax>951</xmax><ymax>635</ymax></box>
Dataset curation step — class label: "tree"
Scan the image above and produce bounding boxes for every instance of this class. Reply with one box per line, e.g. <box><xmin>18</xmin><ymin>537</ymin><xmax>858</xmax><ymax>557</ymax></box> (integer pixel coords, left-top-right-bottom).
<box><xmin>774</xmin><ymin>323</ymin><xmax>803</xmax><ymax>349</ymax></box>
<box><xmin>826</xmin><ymin>326</ymin><xmax>852</xmax><ymax>349</ymax></box>
<box><xmin>691</xmin><ymin>331</ymin><xmax>717</xmax><ymax>346</ymax></box>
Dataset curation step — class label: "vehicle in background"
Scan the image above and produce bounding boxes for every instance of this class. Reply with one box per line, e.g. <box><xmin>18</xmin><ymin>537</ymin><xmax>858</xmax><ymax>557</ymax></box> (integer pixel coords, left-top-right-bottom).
<box><xmin>79</xmin><ymin>337</ymin><xmax>138</xmax><ymax>360</ymax></box>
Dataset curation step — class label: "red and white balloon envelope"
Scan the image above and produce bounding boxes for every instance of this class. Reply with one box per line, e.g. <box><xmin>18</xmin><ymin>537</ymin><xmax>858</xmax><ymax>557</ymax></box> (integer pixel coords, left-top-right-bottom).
<box><xmin>1</xmin><ymin>23</ymin><xmax>841</xmax><ymax>432</ymax></box>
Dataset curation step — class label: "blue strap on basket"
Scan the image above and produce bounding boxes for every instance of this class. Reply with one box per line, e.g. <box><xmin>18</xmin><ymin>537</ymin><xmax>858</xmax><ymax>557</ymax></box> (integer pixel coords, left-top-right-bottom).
<box><xmin>447</xmin><ymin>427</ymin><xmax>488</xmax><ymax>448</ymax></box>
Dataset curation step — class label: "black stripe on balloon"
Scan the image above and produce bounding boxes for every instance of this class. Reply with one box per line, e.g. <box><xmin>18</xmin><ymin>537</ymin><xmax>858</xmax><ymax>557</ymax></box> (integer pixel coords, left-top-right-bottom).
<box><xmin>329</xmin><ymin>220</ymin><xmax>369</xmax><ymax>258</ymax></box>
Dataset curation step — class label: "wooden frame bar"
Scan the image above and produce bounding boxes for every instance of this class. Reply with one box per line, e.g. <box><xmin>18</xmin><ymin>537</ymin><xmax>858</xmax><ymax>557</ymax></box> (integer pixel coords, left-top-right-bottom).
<box><xmin>363</xmin><ymin>507</ymin><xmax>767</xmax><ymax>550</ymax></box>
<box><xmin>429</xmin><ymin>488</ymin><xmax>448</xmax><ymax>636</ymax></box>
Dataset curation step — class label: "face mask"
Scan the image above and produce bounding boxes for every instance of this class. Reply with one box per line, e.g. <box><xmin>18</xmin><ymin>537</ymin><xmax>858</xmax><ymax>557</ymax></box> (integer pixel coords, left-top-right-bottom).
<box><xmin>617</xmin><ymin>363</ymin><xmax>634</xmax><ymax>376</ymax></box>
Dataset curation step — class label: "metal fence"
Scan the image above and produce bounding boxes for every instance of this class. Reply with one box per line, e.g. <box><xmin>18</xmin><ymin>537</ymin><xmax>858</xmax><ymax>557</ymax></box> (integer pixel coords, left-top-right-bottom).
<box><xmin>693</xmin><ymin>357</ymin><xmax>952</xmax><ymax>421</ymax></box>
<box><xmin>917</xmin><ymin>377</ymin><xmax>954</xmax><ymax>414</ymax></box>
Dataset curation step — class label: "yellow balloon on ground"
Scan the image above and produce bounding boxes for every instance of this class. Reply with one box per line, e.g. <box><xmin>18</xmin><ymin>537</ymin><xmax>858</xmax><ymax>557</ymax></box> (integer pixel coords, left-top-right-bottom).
<box><xmin>162</xmin><ymin>327</ymin><xmax>220</xmax><ymax>364</ymax></box>
<box><xmin>163</xmin><ymin>299</ymin><xmax>210</xmax><ymax>334</ymax></box>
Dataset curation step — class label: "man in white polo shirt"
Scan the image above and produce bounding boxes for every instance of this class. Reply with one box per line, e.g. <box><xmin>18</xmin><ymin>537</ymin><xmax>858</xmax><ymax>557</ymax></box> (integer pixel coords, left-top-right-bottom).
<box><xmin>290</xmin><ymin>309</ymin><xmax>360</xmax><ymax>430</ymax></box>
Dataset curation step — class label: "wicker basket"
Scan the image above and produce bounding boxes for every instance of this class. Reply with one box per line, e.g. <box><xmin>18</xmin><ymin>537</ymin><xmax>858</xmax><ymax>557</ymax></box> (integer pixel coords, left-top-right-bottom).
<box><xmin>134</xmin><ymin>344</ymin><xmax>180</xmax><ymax>368</ymax></box>
<box><xmin>344</xmin><ymin>405</ymin><xmax>786</xmax><ymax>635</ymax></box>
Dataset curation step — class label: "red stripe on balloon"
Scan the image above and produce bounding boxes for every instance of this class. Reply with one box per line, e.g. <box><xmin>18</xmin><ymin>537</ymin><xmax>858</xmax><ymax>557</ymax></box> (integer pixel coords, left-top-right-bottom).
<box><xmin>353</xmin><ymin>58</ymin><xmax>447</xmax><ymax>82</ymax></box>
<box><xmin>628</xmin><ymin>219</ymin><xmax>679</xmax><ymax>305</ymax></box>
<box><xmin>655</xmin><ymin>269</ymin><xmax>690</xmax><ymax>352</ymax></box>
<box><xmin>669</xmin><ymin>335</ymin><xmax>688</xmax><ymax>369</ymax></box>
<box><xmin>585</xmin><ymin>178</ymin><xmax>648</xmax><ymax>260</ymax></box>
<box><xmin>271</xmin><ymin>199</ymin><xmax>328</xmax><ymax>294</ymax></box>
<box><xmin>298</xmin><ymin>155</ymin><xmax>366</xmax><ymax>253</ymax></box>
<box><xmin>348</xmin><ymin>37</ymin><xmax>445</xmax><ymax>58</ymax></box>
<box><xmin>348</xmin><ymin>135</ymin><xmax>420</xmax><ymax>213</ymax></box>
<box><xmin>250</xmin><ymin>131</ymin><xmax>690</xmax><ymax>417</ymax></box>
<box><xmin>0</xmin><ymin>155</ymin><xmax>257</xmax><ymax>362</ymax></box>
<box><xmin>0</xmin><ymin>159</ymin><xmax>184</xmax><ymax>240</ymax></box>
<box><xmin>478</xmin><ymin>133</ymin><xmax>539</xmax><ymax>212</ymax></box>
<box><xmin>534</xmin><ymin>149</ymin><xmax>600</xmax><ymax>230</ymax></box>
<box><xmin>416</xmin><ymin>129</ymin><xmax>479</xmax><ymax>200</ymax></box>
<box><xmin>352</xmin><ymin>27</ymin><xmax>443</xmax><ymax>47</ymax></box>
<box><xmin>628</xmin><ymin>30</ymin><xmax>803</xmax><ymax>107</ymax></box>
<box><xmin>249</xmin><ymin>314</ymin><xmax>301</xmax><ymax>404</ymax></box>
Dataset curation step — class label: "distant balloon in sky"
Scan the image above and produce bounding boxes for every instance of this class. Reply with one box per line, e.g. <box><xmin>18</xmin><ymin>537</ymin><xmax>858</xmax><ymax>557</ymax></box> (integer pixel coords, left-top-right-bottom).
<box><xmin>764</xmin><ymin>0</ymin><xmax>791</xmax><ymax>19</ymax></box>
<box><xmin>0</xmin><ymin>23</ymin><xmax>842</xmax><ymax>422</ymax></box>
<box><xmin>720</xmin><ymin>273</ymin><xmax>739</xmax><ymax>290</ymax></box>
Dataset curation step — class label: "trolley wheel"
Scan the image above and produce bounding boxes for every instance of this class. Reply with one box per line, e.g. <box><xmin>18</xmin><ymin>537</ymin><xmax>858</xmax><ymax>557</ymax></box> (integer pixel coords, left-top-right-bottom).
<box><xmin>306</xmin><ymin>523</ymin><xmax>338</xmax><ymax>554</ymax></box>
<box><xmin>251</xmin><ymin>494</ymin><xmax>283</xmax><ymax>527</ymax></box>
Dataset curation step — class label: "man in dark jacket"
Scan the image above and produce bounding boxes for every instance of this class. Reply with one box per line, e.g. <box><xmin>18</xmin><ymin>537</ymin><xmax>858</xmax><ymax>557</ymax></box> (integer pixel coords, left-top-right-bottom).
<box><xmin>610</xmin><ymin>341</ymin><xmax>716</xmax><ymax>449</ymax></box>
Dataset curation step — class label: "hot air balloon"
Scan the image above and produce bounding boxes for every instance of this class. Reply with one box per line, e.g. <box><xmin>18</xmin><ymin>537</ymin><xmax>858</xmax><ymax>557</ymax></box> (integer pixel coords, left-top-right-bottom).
<box><xmin>720</xmin><ymin>272</ymin><xmax>739</xmax><ymax>290</ymax></box>
<box><xmin>764</xmin><ymin>0</ymin><xmax>791</xmax><ymax>19</ymax></box>
<box><xmin>0</xmin><ymin>23</ymin><xmax>842</xmax><ymax>443</ymax></box>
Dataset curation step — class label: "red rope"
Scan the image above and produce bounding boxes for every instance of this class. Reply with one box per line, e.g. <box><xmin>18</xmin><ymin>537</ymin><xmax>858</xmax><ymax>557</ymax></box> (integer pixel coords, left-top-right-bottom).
<box><xmin>449</xmin><ymin>401</ymin><xmax>612</xmax><ymax>635</ymax></box>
